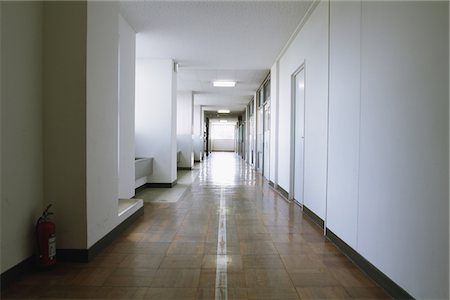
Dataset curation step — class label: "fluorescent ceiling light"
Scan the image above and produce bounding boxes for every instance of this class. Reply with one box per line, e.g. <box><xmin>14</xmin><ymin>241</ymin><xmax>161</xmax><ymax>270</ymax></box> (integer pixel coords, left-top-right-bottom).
<box><xmin>220</xmin><ymin>120</ymin><xmax>228</xmax><ymax>123</ymax></box>
<box><xmin>213</xmin><ymin>81</ymin><xmax>236</xmax><ymax>87</ymax></box>
<box><xmin>218</xmin><ymin>109</ymin><xmax>230</xmax><ymax>113</ymax></box>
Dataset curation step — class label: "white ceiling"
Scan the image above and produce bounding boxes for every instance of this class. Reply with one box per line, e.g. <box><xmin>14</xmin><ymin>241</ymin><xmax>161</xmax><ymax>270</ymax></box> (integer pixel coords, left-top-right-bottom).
<box><xmin>120</xmin><ymin>0</ymin><xmax>312</xmax><ymax>113</ymax></box>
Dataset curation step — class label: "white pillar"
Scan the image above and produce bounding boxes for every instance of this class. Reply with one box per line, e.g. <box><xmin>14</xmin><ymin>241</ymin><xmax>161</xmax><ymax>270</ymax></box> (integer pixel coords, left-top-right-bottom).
<box><xmin>86</xmin><ymin>1</ymin><xmax>120</xmax><ymax>247</ymax></box>
<box><xmin>193</xmin><ymin>104</ymin><xmax>202</xmax><ymax>161</ymax></box>
<box><xmin>270</xmin><ymin>62</ymin><xmax>279</xmax><ymax>185</ymax></box>
<box><xmin>176</xmin><ymin>91</ymin><xmax>194</xmax><ymax>169</ymax></box>
<box><xmin>118</xmin><ymin>15</ymin><xmax>136</xmax><ymax>199</ymax></box>
<box><xmin>135</xmin><ymin>58</ymin><xmax>177</xmax><ymax>186</ymax></box>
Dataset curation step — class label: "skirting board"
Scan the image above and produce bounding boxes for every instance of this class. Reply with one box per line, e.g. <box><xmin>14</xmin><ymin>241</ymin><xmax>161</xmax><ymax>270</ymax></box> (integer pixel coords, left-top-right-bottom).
<box><xmin>0</xmin><ymin>256</ymin><xmax>34</xmax><ymax>289</ymax></box>
<box><xmin>135</xmin><ymin>184</ymin><xmax>147</xmax><ymax>194</ymax></box>
<box><xmin>275</xmin><ymin>185</ymin><xmax>289</xmax><ymax>199</ymax></box>
<box><xmin>177</xmin><ymin>167</ymin><xmax>192</xmax><ymax>170</ymax></box>
<box><xmin>268</xmin><ymin>180</ymin><xmax>275</xmax><ymax>187</ymax></box>
<box><xmin>58</xmin><ymin>206</ymin><xmax>144</xmax><ymax>263</ymax></box>
<box><xmin>326</xmin><ymin>229</ymin><xmax>413</xmax><ymax>299</ymax></box>
<box><xmin>144</xmin><ymin>180</ymin><xmax>177</xmax><ymax>188</ymax></box>
<box><xmin>302</xmin><ymin>205</ymin><xmax>325</xmax><ymax>229</ymax></box>
<box><xmin>296</xmin><ymin>201</ymin><xmax>412</xmax><ymax>299</ymax></box>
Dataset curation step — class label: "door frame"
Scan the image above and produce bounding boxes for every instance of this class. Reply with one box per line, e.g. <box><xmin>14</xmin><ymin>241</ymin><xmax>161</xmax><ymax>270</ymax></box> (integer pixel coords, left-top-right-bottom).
<box><xmin>289</xmin><ymin>63</ymin><xmax>306</xmax><ymax>206</ymax></box>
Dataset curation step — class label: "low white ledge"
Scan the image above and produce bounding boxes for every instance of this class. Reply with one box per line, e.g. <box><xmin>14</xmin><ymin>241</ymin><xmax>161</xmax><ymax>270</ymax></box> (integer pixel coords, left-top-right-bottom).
<box><xmin>135</xmin><ymin>157</ymin><xmax>153</xmax><ymax>179</ymax></box>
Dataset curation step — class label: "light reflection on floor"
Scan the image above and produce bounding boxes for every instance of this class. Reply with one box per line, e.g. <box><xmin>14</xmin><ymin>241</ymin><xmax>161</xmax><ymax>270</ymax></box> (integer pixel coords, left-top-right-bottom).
<box><xmin>199</xmin><ymin>152</ymin><xmax>255</xmax><ymax>187</ymax></box>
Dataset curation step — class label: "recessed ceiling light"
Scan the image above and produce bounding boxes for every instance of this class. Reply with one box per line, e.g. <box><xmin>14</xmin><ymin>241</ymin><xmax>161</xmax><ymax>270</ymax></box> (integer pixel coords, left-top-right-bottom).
<box><xmin>218</xmin><ymin>109</ymin><xmax>230</xmax><ymax>113</ymax></box>
<box><xmin>213</xmin><ymin>81</ymin><xmax>236</xmax><ymax>87</ymax></box>
<box><xmin>220</xmin><ymin>120</ymin><xmax>228</xmax><ymax>123</ymax></box>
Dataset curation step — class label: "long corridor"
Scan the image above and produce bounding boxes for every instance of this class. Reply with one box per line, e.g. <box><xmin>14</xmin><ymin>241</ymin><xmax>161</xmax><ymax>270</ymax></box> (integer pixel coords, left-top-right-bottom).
<box><xmin>3</xmin><ymin>153</ymin><xmax>389</xmax><ymax>299</ymax></box>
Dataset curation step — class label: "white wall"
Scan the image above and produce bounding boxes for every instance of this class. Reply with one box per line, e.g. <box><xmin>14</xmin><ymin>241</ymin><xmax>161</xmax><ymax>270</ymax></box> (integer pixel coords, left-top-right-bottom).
<box><xmin>277</xmin><ymin>1</ymin><xmax>329</xmax><ymax>218</ymax></box>
<box><xmin>43</xmin><ymin>1</ymin><xmax>88</xmax><ymax>250</ymax></box>
<box><xmin>177</xmin><ymin>91</ymin><xmax>193</xmax><ymax>168</ymax></box>
<box><xmin>274</xmin><ymin>1</ymin><xmax>449</xmax><ymax>298</ymax></box>
<box><xmin>86</xmin><ymin>1</ymin><xmax>121</xmax><ymax>248</ymax></box>
<box><xmin>327</xmin><ymin>0</ymin><xmax>360</xmax><ymax>248</ymax></box>
<box><xmin>135</xmin><ymin>58</ymin><xmax>177</xmax><ymax>184</ymax></box>
<box><xmin>118</xmin><ymin>15</ymin><xmax>136</xmax><ymax>199</ymax></box>
<box><xmin>1</xmin><ymin>2</ymin><xmax>44</xmax><ymax>272</ymax></box>
<box><xmin>356</xmin><ymin>2</ymin><xmax>448</xmax><ymax>298</ymax></box>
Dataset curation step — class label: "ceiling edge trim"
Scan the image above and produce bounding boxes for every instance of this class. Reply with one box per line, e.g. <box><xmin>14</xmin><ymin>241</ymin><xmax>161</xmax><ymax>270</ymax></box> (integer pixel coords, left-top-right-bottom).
<box><xmin>274</xmin><ymin>0</ymin><xmax>320</xmax><ymax>63</ymax></box>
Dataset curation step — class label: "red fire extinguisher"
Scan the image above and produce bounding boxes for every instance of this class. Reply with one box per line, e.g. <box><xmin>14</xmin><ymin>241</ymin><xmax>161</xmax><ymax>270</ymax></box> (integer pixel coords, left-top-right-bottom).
<box><xmin>36</xmin><ymin>204</ymin><xmax>56</xmax><ymax>269</ymax></box>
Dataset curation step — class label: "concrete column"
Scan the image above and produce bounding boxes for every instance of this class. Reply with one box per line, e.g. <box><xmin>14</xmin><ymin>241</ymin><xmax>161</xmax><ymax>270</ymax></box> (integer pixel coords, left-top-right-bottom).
<box><xmin>44</xmin><ymin>2</ymin><xmax>142</xmax><ymax>252</ymax></box>
<box><xmin>118</xmin><ymin>15</ymin><xmax>136</xmax><ymax>199</ymax></box>
<box><xmin>193</xmin><ymin>104</ymin><xmax>202</xmax><ymax>162</ymax></box>
<box><xmin>86</xmin><ymin>1</ymin><xmax>122</xmax><ymax>248</ymax></box>
<box><xmin>135</xmin><ymin>59</ymin><xmax>177</xmax><ymax>186</ymax></box>
<box><xmin>177</xmin><ymin>91</ymin><xmax>194</xmax><ymax>169</ymax></box>
<box><xmin>44</xmin><ymin>1</ymin><xmax>88</xmax><ymax>249</ymax></box>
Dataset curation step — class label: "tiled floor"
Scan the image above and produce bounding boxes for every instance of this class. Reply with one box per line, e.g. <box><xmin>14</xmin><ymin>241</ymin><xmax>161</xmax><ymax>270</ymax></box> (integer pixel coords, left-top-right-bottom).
<box><xmin>2</xmin><ymin>153</ymin><xmax>390</xmax><ymax>299</ymax></box>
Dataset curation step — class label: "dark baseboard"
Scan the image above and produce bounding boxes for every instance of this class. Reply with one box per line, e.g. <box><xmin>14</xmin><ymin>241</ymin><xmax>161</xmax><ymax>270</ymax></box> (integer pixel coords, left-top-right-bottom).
<box><xmin>135</xmin><ymin>184</ymin><xmax>147</xmax><ymax>194</ymax></box>
<box><xmin>135</xmin><ymin>180</ymin><xmax>178</xmax><ymax>193</ymax></box>
<box><xmin>303</xmin><ymin>205</ymin><xmax>324</xmax><ymax>229</ymax></box>
<box><xmin>58</xmin><ymin>206</ymin><xmax>144</xmax><ymax>263</ymax></box>
<box><xmin>177</xmin><ymin>167</ymin><xmax>192</xmax><ymax>170</ymax></box>
<box><xmin>326</xmin><ymin>229</ymin><xmax>413</xmax><ymax>300</ymax></box>
<box><xmin>145</xmin><ymin>180</ymin><xmax>177</xmax><ymax>188</ymax></box>
<box><xmin>275</xmin><ymin>185</ymin><xmax>289</xmax><ymax>199</ymax></box>
<box><xmin>0</xmin><ymin>256</ymin><xmax>33</xmax><ymax>289</ymax></box>
<box><xmin>87</xmin><ymin>206</ymin><xmax>144</xmax><ymax>260</ymax></box>
<box><xmin>268</xmin><ymin>181</ymin><xmax>274</xmax><ymax>187</ymax></box>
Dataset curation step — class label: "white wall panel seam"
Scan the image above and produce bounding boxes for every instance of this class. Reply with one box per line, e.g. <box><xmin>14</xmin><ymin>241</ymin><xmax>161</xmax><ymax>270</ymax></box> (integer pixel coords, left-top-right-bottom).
<box><xmin>356</xmin><ymin>0</ymin><xmax>362</xmax><ymax>251</ymax></box>
<box><xmin>324</xmin><ymin>0</ymin><xmax>331</xmax><ymax>235</ymax></box>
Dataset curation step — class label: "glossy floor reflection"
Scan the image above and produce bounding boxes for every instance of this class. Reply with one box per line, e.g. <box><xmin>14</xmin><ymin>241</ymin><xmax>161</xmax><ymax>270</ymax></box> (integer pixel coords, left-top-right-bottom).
<box><xmin>2</xmin><ymin>152</ymin><xmax>390</xmax><ymax>299</ymax></box>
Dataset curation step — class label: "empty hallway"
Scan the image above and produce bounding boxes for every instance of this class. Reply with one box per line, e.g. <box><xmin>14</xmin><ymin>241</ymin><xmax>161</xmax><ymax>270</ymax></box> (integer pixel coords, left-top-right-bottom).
<box><xmin>2</xmin><ymin>153</ymin><xmax>389</xmax><ymax>299</ymax></box>
<box><xmin>1</xmin><ymin>1</ymin><xmax>449</xmax><ymax>299</ymax></box>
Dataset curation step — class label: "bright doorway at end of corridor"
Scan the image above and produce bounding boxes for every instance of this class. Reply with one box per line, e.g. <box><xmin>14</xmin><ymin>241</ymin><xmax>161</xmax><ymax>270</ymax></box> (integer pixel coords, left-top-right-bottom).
<box><xmin>210</xmin><ymin>119</ymin><xmax>237</xmax><ymax>152</ymax></box>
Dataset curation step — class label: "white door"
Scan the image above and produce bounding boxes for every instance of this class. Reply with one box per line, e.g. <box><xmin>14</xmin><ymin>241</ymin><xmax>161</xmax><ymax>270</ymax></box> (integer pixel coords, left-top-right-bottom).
<box><xmin>293</xmin><ymin>68</ymin><xmax>305</xmax><ymax>204</ymax></box>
